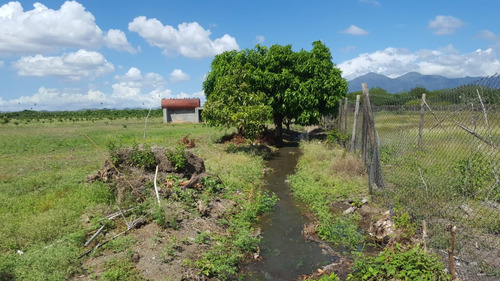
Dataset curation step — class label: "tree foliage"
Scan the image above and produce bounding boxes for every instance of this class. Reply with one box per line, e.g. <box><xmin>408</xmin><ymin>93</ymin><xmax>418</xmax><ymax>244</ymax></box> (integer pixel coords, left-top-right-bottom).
<box><xmin>203</xmin><ymin>41</ymin><xmax>347</xmax><ymax>142</ymax></box>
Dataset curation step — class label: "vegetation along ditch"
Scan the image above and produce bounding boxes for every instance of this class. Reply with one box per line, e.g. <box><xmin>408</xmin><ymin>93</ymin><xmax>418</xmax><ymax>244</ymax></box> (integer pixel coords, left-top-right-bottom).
<box><xmin>0</xmin><ymin>111</ymin><xmax>458</xmax><ymax>280</ymax></box>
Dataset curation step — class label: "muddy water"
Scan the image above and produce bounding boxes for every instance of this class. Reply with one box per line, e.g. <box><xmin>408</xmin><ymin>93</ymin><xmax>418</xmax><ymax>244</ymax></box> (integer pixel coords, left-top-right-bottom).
<box><xmin>243</xmin><ymin>144</ymin><xmax>338</xmax><ymax>280</ymax></box>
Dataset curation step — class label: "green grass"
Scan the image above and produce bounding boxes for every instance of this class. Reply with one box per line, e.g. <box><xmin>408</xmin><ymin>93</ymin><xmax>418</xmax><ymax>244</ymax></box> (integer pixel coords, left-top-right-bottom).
<box><xmin>289</xmin><ymin>141</ymin><xmax>368</xmax><ymax>250</ymax></box>
<box><xmin>0</xmin><ymin>116</ymin><xmax>265</xmax><ymax>280</ymax></box>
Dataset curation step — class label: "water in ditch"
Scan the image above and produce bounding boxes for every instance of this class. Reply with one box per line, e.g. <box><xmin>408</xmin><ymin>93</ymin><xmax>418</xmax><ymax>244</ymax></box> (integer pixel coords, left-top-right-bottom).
<box><xmin>242</xmin><ymin>143</ymin><xmax>339</xmax><ymax>280</ymax></box>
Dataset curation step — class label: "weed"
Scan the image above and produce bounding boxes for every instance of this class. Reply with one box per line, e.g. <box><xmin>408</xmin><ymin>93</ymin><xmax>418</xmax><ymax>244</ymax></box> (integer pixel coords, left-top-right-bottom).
<box><xmin>105</xmin><ymin>236</ymin><xmax>136</xmax><ymax>253</ymax></box>
<box><xmin>393</xmin><ymin>203</ymin><xmax>416</xmax><ymax>237</ymax></box>
<box><xmin>166</xmin><ymin>144</ymin><xmax>187</xmax><ymax>171</ymax></box>
<box><xmin>161</xmin><ymin>237</ymin><xmax>182</xmax><ymax>263</ymax></box>
<box><xmin>100</xmin><ymin>257</ymin><xmax>145</xmax><ymax>281</ymax></box>
<box><xmin>347</xmin><ymin>244</ymin><xmax>452</xmax><ymax>281</ymax></box>
<box><xmin>454</xmin><ymin>152</ymin><xmax>497</xmax><ymax>201</ymax></box>
<box><xmin>128</xmin><ymin>142</ymin><xmax>156</xmax><ymax>171</ymax></box>
<box><xmin>194</xmin><ymin>231</ymin><xmax>211</xmax><ymax>244</ymax></box>
<box><xmin>326</xmin><ymin>129</ymin><xmax>349</xmax><ymax>146</ymax></box>
<box><xmin>317</xmin><ymin>273</ymin><xmax>341</xmax><ymax>281</ymax></box>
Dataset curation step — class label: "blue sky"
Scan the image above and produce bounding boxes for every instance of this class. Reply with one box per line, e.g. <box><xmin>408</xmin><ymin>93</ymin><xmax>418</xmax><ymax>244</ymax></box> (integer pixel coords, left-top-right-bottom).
<box><xmin>1</xmin><ymin>0</ymin><xmax>499</xmax><ymax>112</ymax></box>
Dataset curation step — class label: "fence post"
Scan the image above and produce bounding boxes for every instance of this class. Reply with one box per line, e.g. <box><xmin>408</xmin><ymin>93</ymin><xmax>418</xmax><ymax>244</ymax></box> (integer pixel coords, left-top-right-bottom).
<box><xmin>350</xmin><ymin>95</ymin><xmax>361</xmax><ymax>154</ymax></box>
<box><xmin>337</xmin><ymin>99</ymin><xmax>343</xmax><ymax>132</ymax></box>
<box><xmin>362</xmin><ymin>83</ymin><xmax>384</xmax><ymax>192</ymax></box>
<box><xmin>342</xmin><ymin>97</ymin><xmax>348</xmax><ymax>134</ymax></box>
<box><xmin>418</xmin><ymin>93</ymin><xmax>426</xmax><ymax>150</ymax></box>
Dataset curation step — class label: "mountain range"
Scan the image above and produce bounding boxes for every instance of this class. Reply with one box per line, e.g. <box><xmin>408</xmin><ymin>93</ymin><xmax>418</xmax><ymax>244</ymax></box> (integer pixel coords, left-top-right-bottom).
<box><xmin>347</xmin><ymin>72</ymin><xmax>481</xmax><ymax>93</ymax></box>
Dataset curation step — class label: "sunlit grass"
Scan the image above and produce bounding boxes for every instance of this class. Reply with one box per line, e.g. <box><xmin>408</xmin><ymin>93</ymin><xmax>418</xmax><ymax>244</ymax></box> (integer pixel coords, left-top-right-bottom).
<box><xmin>0</xmin><ymin>116</ymin><xmax>260</xmax><ymax>280</ymax></box>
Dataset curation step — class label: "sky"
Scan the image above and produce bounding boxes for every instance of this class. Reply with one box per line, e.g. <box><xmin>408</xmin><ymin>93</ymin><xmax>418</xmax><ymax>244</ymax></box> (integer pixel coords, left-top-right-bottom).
<box><xmin>1</xmin><ymin>0</ymin><xmax>500</xmax><ymax>112</ymax></box>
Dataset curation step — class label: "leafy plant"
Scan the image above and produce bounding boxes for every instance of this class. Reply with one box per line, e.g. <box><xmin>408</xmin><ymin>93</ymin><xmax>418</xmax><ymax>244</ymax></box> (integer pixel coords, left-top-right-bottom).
<box><xmin>454</xmin><ymin>152</ymin><xmax>496</xmax><ymax>200</ymax></box>
<box><xmin>326</xmin><ymin>129</ymin><xmax>349</xmax><ymax>146</ymax></box>
<box><xmin>166</xmin><ymin>144</ymin><xmax>187</xmax><ymax>171</ymax></box>
<box><xmin>100</xmin><ymin>257</ymin><xmax>145</xmax><ymax>281</ymax></box>
<box><xmin>128</xmin><ymin>143</ymin><xmax>156</xmax><ymax>171</ymax></box>
<box><xmin>347</xmin><ymin>244</ymin><xmax>452</xmax><ymax>281</ymax></box>
<box><xmin>393</xmin><ymin>203</ymin><xmax>416</xmax><ymax>237</ymax></box>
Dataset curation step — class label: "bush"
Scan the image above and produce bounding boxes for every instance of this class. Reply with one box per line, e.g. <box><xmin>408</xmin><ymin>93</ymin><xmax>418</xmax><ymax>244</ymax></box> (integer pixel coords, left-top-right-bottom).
<box><xmin>454</xmin><ymin>152</ymin><xmax>497</xmax><ymax>201</ymax></box>
<box><xmin>347</xmin><ymin>244</ymin><xmax>451</xmax><ymax>281</ymax></box>
<box><xmin>326</xmin><ymin>129</ymin><xmax>349</xmax><ymax>146</ymax></box>
<box><xmin>166</xmin><ymin>144</ymin><xmax>187</xmax><ymax>172</ymax></box>
<box><xmin>128</xmin><ymin>143</ymin><xmax>156</xmax><ymax>171</ymax></box>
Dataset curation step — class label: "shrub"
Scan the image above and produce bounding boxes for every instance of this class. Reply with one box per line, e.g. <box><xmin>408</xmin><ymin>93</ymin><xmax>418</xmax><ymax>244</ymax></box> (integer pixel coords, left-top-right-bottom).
<box><xmin>347</xmin><ymin>244</ymin><xmax>451</xmax><ymax>281</ymax></box>
<box><xmin>166</xmin><ymin>144</ymin><xmax>187</xmax><ymax>172</ymax></box>
<box><xmin>128</xmin><ymin>143</ymin><xmax>156</xmax><ymax>171</ymax></box>
<box><xmin>454</xmin><ymin>152</ymin><xmax>496</xmax><ymax>200</ymax></box>
<box><xmin>326</xmin><ymin>129</ymin><xmax>349</xmax><ymax>146</ymax></box>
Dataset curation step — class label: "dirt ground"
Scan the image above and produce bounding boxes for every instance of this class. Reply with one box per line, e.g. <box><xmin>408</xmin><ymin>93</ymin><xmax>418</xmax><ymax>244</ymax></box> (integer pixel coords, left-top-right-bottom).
<box><xmin>73</xmin><ymin>143</ymin><xmax>246</xmax><ymax>280</ymax></box>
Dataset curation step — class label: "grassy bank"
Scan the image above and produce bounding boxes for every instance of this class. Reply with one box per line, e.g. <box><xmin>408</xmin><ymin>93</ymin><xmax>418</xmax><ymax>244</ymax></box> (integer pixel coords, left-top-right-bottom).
<box><xmin>0</xmin><ymin>117</ymin><xmax>270</xmax><ymax>280</ymax></box>
<box><xmin>289</xmin><ymin>141</ymin><xmax>368</xmax><ymax>250</ymax></box>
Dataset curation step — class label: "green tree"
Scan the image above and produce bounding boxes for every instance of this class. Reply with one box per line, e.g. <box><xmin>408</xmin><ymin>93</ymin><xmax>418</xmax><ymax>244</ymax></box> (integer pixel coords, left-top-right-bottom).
<box><xmin>203</xmin><ymin>41</ymin><xmax>347</xmax><ymax>143</ymax></box>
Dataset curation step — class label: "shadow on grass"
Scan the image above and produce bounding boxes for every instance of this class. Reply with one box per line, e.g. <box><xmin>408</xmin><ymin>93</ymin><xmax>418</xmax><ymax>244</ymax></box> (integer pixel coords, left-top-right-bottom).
<box><xmin>224</xmin><ymin>143</ymin><xmax>274</xmax><ymax>160</ymax></box>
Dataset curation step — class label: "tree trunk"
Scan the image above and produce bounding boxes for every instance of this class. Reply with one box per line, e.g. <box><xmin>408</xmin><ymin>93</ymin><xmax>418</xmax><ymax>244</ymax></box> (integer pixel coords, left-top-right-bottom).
<box><xmin>274</xmin><ymin>114</ymin><xmax>284</xmax><ymax>146</ymax></box>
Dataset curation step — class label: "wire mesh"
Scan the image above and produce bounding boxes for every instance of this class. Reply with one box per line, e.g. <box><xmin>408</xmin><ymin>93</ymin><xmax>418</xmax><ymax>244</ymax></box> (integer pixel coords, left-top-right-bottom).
<box><xmin>345</xmin><ymin>75</ymin><xmax>500</xmax><ymax>280</ymax></box>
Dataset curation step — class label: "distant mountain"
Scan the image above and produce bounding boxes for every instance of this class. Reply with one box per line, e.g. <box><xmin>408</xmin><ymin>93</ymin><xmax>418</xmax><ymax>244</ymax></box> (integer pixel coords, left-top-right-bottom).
<box><xmin>348</xmin><ymin>72</ymin><xmax>481</xmax><ymax>93</ymax></box>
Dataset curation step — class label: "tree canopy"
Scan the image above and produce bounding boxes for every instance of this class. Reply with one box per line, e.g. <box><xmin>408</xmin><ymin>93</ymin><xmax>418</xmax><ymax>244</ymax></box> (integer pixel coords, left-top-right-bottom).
<box><xmin>202</xmin><ymin>41</ymin><xmax>347</xmax><ymax>143</ymax></box>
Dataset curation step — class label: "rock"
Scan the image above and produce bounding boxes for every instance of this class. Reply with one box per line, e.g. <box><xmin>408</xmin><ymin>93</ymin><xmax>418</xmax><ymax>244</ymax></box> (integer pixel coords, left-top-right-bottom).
<box><xmin>369</xmin><ymin>210</ymin><xmax>394</xmax><ymax>241</ymax></box>
<box><xmin>197</xmin><ymin>200</ymin><xmax>210</xmax><ymax>217</ymax></box>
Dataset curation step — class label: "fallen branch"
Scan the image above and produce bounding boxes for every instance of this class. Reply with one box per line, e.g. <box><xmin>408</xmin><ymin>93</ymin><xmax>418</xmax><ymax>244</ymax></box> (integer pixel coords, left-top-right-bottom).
<box><xmin>454</xmin><ymin>121</ymin><xmax>496</xmax><ymax>149</ymax></box>
<box><xmin>105</xmin><ymin>206</ymin><xmax>138</xmax><ymax>220</ymax></box>
<box><xmin>430</xmin><ymin>104</ymin><xmax>469</xmax><ymax>131</ymax></box>
<box><xmin>84</xmin><ymin>225</ymin><xmax>106</xmax><ymax>247</ymax></box>
<box><xmin>422</xmin><ymin>99</ymin><xmax>446</xmax><ymax>131</ymax></box>
<box><xmin>79</xmin><ymin>216</ymin><xmax>145</xmax><ymax>259</ymax></box>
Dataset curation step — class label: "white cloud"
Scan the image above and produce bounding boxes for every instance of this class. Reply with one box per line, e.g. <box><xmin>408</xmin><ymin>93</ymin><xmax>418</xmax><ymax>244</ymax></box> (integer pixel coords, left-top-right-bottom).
<box><xmin>339</xmin><ymin>46</ymin><xmax>500</xmax><ymax>80</ymax></box>
<box><xmin>170</xmin><ymin>69</ymin><xmax>190</xmax><ymax>83</ymax></box>
<box><xmin>13</xmin><ymin>49</ymin><xmax>114</xmax><ymax>81</ymax></box>
<box><xmin>256</xmin><ymin>35</ymin><xmax>265</xmax><ymax>44</ymax></box>
<box><xmin>128</xmin><ymin>16</ymin><xmax>239</xmax><ymax>58</ymax></box>
<box><xmin>104</xmin><ymin>29</ymin><xmax>137</xmax><ymax>53</ymax></box>
<box><xmin>114</xmin><ymin>67</ymin><xmax>166</xmax><ymax>89</ymax></box>
<box><xmin>340</xmin><ymin>25</ymin><xmax>369</xmax><ymax>35</ymax></box>
<box><xmin>428</xmin><ymin>15</ymin><xmax>464</xmax><ymax>35</ymax></box>
<box><xmin>0</xmin><ymin>1</ymin><xmax>135</xmax><ymax>56</ymax></box>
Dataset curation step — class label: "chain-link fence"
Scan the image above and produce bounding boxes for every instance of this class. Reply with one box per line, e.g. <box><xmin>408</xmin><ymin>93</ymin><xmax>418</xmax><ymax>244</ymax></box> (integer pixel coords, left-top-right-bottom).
<box><xmin>343</xmin><ymin>75</ymin><xmax>500</xmax><ymax>280</ymax></box>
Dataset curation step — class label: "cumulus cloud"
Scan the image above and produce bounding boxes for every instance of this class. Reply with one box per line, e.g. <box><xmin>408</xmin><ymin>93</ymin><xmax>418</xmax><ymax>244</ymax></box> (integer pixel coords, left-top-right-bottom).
<box><xmin>128</xmin><ymin>16</ymin><xmax>239</xmax><ymax>58</ymax></box>
<box><xmin>256</xmin><ymin>35</ymin><xmax>265</xmax><ymax>44</ymax></box>
<box><xmin>170</xmin><ymin>69</ymin><xmax>190</xmax><ymax>83</ymax></box>
<box><xmin>13</xmin><ymin>49</ymin><xmax>114</xmax><ymax>81</ymax></box>
<box><xmin>114</xmin><ymin>67</ymin><xmax>166</xmax><ymax>90</ymax></box>
<box><xmin>339</xmin><ymin>45</ymin><xmax>500</xmax><ymax>80</ymax></box>
<box><xmin>0</xmin><ymin>1</ymin><xmax>135</xmax><ymax>56</ymax></box>
<box><xmin>104</xmin><ymin>29</ymin><xmax>137</xmax><ymax>53</ymax></box>
<box><xmin>340</xmin><ymin>25</ymin><xmax>369</xmax><ymax>35</ymax></box>
<box><xmin>428</xmin><ymin>15</ymin><xmax>464</xmax><ymax>35</ymax></box>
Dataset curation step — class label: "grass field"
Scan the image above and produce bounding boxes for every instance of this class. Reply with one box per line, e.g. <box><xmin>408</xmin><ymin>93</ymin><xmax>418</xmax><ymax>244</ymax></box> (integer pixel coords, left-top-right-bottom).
<box><xmin>0</xmin><ymin>117</ymin><xmax>269</xmax><ymax>280</ymax></box>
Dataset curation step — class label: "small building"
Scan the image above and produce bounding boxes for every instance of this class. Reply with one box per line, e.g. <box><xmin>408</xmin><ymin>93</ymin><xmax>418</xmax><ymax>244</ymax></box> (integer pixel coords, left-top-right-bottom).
<box><xmin>161</xmin><ymin>98</ymin><xmax>203</xmax><ymax>123</ymax></box>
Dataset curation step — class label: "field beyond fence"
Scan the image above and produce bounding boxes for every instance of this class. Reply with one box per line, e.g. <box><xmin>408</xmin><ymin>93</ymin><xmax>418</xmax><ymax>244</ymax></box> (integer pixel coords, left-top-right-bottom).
<box><xmin>340</xmin><ymin>76</ymin><xmax>500</xmax><ymax>280</ymax></box>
